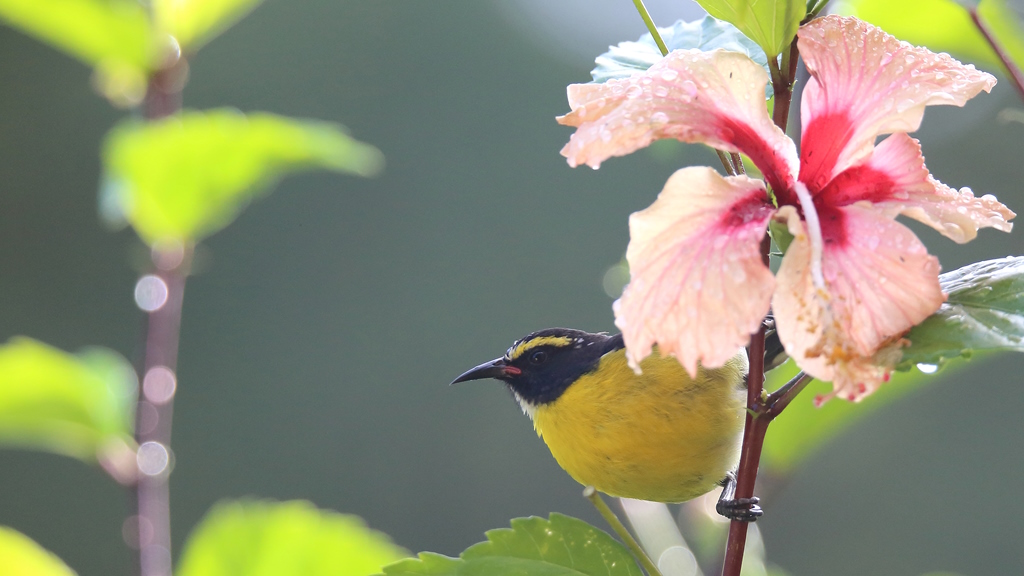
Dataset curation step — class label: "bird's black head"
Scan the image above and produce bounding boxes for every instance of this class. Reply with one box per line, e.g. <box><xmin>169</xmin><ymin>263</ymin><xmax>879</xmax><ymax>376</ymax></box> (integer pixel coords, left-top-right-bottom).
<box><xmin>451</xmin><ymin>328</ymin><xmax>624</xmax><ymax>406</ymax></box>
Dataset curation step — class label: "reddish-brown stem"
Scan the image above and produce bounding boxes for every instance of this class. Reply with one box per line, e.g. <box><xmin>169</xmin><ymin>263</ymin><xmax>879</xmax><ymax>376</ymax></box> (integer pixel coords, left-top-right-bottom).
<box><xmin>721</xmin><ymin>233</ymin><xmax>769</xmax><ymax>576</ymax></box>
<box><xmin>721</xmin><ymin>37</ymin><xmax>801</xmax><ymax>576</ymax></box>
<box><xmin>770</xmin><ymin>40</ymin><xmax>799</xmax><ymax>131</ymax></box>
<box><xmin>968</xmin><ymin>7</ymin><xmax>1024</xmax><ymax>103</ymax></box>
<box><xmin>134</xmin><ymin>249</ymin><xmax>190</xmax><ymax>576</ymax></box>
<box><xmin>131</xmin><ymin>54</ymin><xmax>189</xmax><ymax>576</ymax></box>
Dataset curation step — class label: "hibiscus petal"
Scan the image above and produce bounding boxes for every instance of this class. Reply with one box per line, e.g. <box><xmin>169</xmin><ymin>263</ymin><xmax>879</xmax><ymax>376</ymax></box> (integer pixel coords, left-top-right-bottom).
<box><xmin>901</xmin><ymin>178</ymin><xmax>1016</xmax><ymax>243</ymax></box>
<box><xmin>820</xmin><ymin>133</ymin><xmax>1015</xmax><ymax>242</ymax></box>
<box><xmin>797</xmin><ymin>15</ymin><xmax>996</xmax><ymax>191</ymax></box>
<box><xmin>558</xmin><ymin>49</ymin><xmax>797</xmax><ymax>195</ymax></box>
<box><xmin>773</xmin><ymin>204</ymin><xmax>945</xmax><ymax>400</ymax></box>
<box><xmin>614</xmin><ymin>167</ymin><xmax>775</xmax><ymax>375</ymax></box>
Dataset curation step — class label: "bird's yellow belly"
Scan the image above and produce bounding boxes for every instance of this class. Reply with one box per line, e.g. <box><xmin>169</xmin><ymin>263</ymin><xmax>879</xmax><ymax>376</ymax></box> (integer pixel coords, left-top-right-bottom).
<box><xmin>533</xmin><ymin>350</ymin><xmax>746</xmax><ymax>503</ymax></box>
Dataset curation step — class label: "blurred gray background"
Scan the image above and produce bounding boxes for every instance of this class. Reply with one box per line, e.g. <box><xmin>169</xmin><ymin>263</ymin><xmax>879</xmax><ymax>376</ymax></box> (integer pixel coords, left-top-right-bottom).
<box><xmin>0</xmin><ymin>1</ymin><xmax>1021</xmax><ymax>575</ymax></box>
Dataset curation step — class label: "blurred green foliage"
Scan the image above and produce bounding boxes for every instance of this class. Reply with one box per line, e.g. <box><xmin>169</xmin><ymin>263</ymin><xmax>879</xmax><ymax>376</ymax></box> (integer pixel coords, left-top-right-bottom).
<box><xmin>842</xmin><ymin>0</ymin><xmax>1024</xmax><ymax>75</ymax></box>
<box><xmin>0</xmin><ymin>526</ymin><xmax>76</xmax><ymax>576</ymax></box>
<box><xmin>0</xmin><ymin>0</ymin><xmax>270</xmax><ymax>105</ymax></box>
<box><xmin>101</xmin><ymin>109</ymin><xmax>384</xmax><ymax>245</ymax></box>
<box><xmin>0</xmin><ymin>0</ymin><xmax>153</xmax><ymax>103</ymax></box>
<box><xmin>177</xmin><ymin>500</ymin><xmax>408</xmax><ymax>576</ymax></box>
<box><xmin>383</xmin><ymin>514</ymin><xmax>642</xmax><ymax>576</ymax></box>
<box><xmin>152</xmin><ymin>0</ymin><xmax>263</xmax><ymax>53</ymax></box>
<box><xmin>694</xmin><ymin>0</ymin><xmax>805</xmax><ymax>58</ymax></box>
<box><xmin>761</xmin><ymin>362</ymin><xmax>932</xmax><ymax>472</ymax></box>
<box><xmin>0</xmin><ymin>337</ymin><xmax>136</xmax><ymax>464</ymax></box>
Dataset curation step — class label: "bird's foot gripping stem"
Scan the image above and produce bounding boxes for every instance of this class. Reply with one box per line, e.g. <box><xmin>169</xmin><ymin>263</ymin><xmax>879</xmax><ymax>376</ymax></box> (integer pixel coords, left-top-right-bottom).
<box><xmin>716</xmin><ymin>472</ymin><xmax>762</xmax><ymax>522</ymax></box>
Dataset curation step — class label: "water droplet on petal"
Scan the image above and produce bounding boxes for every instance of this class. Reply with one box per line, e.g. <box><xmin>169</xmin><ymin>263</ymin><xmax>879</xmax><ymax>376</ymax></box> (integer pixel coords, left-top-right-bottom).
<box><xmin>680</xmin><ymin>80</ymin><xmax>697</xmax><ymax>102</ymax></box>
<box><xmin>626</xmin><ymin>85</ymin><xmax>643</xmax><ymax>99</ymax></box>
<box><xmin>651</xmin><ymin>111</ymin><xmax>669</xmax><ymax>123</ymax></box>
<box><xmin>661</xmin><ymin>69</ymin><xmax>679</xmax><ymax>82</ymax></box>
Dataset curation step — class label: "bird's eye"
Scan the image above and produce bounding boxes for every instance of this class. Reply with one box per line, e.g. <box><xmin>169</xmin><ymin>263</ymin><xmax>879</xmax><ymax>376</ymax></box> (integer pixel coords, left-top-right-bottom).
<box><xmin>529</xmin><ymin>350</ymin><xmax>548</xmax><ymax>365</ymax></box>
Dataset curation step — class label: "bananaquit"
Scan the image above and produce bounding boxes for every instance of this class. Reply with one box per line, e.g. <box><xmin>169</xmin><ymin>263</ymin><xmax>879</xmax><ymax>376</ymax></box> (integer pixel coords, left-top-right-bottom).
<box><xmin>452</xmin><ymin>328</ymin><xmax>775</xmax><ymax>520</ymax></box>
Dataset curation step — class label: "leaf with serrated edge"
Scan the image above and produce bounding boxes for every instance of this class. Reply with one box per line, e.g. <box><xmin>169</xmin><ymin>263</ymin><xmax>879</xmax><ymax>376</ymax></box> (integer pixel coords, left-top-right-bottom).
<box><xmin>593</xmin><ymin>16</ymin><xmax>771</xmax><ymax>97</ymax></box>
<box><xmin>178</xmin><ymin>500</ymin><xmax>407</xmax><ymax>576</ymax></box>
<box><xmin>695</xmin><ymin>0</ymin><xmax>805</xmax><ymax>58</ymax></box>
<box><xmin>0</xmin><ymin>526</ymin><xmax>77</xmax><ymax>576</ymax></box>
<box><xmin>101</xmin><ymin>109</ymin><xmax>384</xmax><ymax>245</ymax></box>
<box><xmin>0</xmin><ymin>337</ymin><xmax>136</xmax><ymax>463</ymax></box>
<box><xmin>898</xmin><ymin>256</ymin><xmax>1024</xmax><ymax>369</ymax></box>
<box><xmin>152</xmin><ymin>0</ymin><xmax>263</xmax><ymax>52</ymax></box>
<box><xmin>383</xmin><ymin>514</ymin><xmax>642</xmax><ymax>576</ymax></box>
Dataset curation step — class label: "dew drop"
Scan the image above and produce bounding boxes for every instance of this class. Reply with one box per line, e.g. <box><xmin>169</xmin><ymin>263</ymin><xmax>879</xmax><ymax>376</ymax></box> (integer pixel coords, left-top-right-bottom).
<box><xmin>661</xmin><ymin>69</ymin><xmax>679</xmax><ymax>82</ymax></box>
<box><xmin>651</xmin><ymin>111</ymin><xmax>669</xmax><ymax>123</ymax></box>
<box><xmin>137</xmin><ymin>442</ymin><xmax>171</xmax><ymax>476</ymax></box>
<box><xmin>626</xmin><ymin>85</ymin><xmax>643</xmax><ymax>99</ymax></box>
<box><xmin>916</xmin><ymin>363</ymin><xmax>938</xmax><ymax>374</ymax></box>
<box><xmin>680</xmin><ymin>80</ymin><xmax>697</xmax><ymax>101</ymax></box>
<box><xmin>135</xmin><ymin>275</ymin><xmax>168</xmax><ymax>312</ymax></box>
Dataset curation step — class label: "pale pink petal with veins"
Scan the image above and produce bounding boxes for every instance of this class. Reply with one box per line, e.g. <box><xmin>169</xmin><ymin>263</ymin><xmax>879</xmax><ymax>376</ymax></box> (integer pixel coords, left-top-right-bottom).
<box><xmin>558</xmin><ymin>50</ymin><xmax>797</xmax><ymax>194</ymax></box>
<box><xmin>900</xmin><ymin>178</ymin><xmax>1016</xmax><ymax>243</ymax></box>
<box><xmin>819</xmin><ymin>133</ymin><xmax>1015</xmax><ymax>242</ymax></box>
<box><xmin>797</xmin><ymin>15</ymin><xmax>997</xmax><ymax>190</ymax></box>
<box><xmin>773</xmin><ymin>205</ymin><xmax>945</xmax><ymax>399</ymax></box>
<box><xmin>614</xmin><ymin>167</ymin><xmax>775</xmax><ymax>376</ymax></box>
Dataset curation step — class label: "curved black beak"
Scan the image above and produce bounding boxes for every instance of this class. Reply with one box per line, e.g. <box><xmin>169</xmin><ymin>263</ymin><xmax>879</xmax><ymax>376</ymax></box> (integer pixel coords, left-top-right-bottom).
<box><xmin>450</xmin><ymin>357</ymin><xmax>519</xmax><ymax>384</ymax></box>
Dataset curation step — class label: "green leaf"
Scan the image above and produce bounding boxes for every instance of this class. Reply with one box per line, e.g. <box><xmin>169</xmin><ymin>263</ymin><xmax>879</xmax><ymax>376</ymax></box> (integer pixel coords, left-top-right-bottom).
<box><xmin>763</xmin><ymin>256</ymin><xmax>1024</xmax><ymax>472</ymax></box>
<box><xmin>840</xmin><ymin>0</ymin><xmax>1024</xmax><ymax>74</ymax></box>
<box><xmin>898</xmin><ymin>256</ymin><xmax>1024</xmax><ymax>370</ymax></box>
<box><xmin>152</xmin><ymin>0</ymin><xmax>263</xmax><ymax>52</ymax></box>
<box><xmin>383</xmin><ymin>514</ymin><xmax>642</xmax><ymax>576</ymax></box>
<box><xmin>0</xmin><ymin>0</ymin><xmax>154</xmax><ymax>104</ymax></box>
<box><xmin>0</xmin><ymin>526</ymin><xmax>77</xmax><ymax>576</ymax></box>
<box><xmin>592</xmin><ymin>15</ymin><xmax>772</xmax><ymax>97</ymax></box>
<box><xmin>101</xmin><ymin>109</ymin><xmax>384</xmax><ymax>245</ymax></box>
<box><xmin>0</xmin><ymin>337</ymin><xmax>136</xmax><ymax>465</ymax></box>
<box><xmin>178</xmin><ymin>500</ymin><xmax>407</xmax><ymax>576</ymax></box>
<box><xmin>694</xmin><ymin>0</ymin><xmax>806</xmax><ymax>58</ymax></box>
<box><xmin>761</xmin><ymin>362</ymin><xmax>932</xmax><ymax>472</ymax></box>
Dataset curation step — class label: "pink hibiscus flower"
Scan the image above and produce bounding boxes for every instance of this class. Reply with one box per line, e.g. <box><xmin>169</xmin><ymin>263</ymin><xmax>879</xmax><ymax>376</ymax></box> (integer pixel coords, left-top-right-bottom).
<box><xmin>557</xmin><ymin>15</ymin><xmax>1014</xmax><ymax>400</ymax></box>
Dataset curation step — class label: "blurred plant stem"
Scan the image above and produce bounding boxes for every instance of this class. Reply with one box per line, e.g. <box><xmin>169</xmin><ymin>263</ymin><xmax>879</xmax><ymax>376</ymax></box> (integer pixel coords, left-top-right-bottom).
<box><xmin>585</xmin><ymin>487</ymin><xmax>664</xmax><ymax>576</ymax></box>
<box><xmin>133</xmin><ymin>50</ymin><xmax>190</xmax><ymax>576</ymax></box>
<box><xmin>968</xmin><ymin>6</ymin><xmax>1024</xmax><ymax>103</ymax></box>
<box><xmin>620</xmin><ymin>498</ymin><xmax>703</xmax><ymax>576</ymax></box>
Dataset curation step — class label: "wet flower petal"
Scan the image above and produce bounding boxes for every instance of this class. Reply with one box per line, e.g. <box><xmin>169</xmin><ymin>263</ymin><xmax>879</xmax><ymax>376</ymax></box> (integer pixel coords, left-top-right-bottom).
<box><xmin>819</xmin><ymin>133</ymin><xmax>1015</xmax><ymax>242</ymax></box>
<box><xmin>615</xmin><ymin>167</ymin><xmax>775</xmax><ymax>375</ymax></box>
<box><xmin>558</xmin><ymin>49</ymin><xmax>796</xmax><ymax>195</ymax></box>
<box><xmin>797</xmin><ymin>15</ymin><xmax>997</xmax><ymax>191</ymax></box>
<box><xmin>901</xmin><ymin>178</ymin><xmax>1016</xmax><ymax>243</ymax></box>
<box><xmin>773</xmin><ymin>204</ymin><xmax>945</xmax><ymax>398</ymax></box>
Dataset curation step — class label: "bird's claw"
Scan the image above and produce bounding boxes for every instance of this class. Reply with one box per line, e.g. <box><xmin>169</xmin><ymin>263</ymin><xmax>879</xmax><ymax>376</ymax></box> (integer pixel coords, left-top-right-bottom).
<box><xmin>716</xmin><ymin>496</ymin><xmax>763</xmax><ymax>522</ymax></box>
